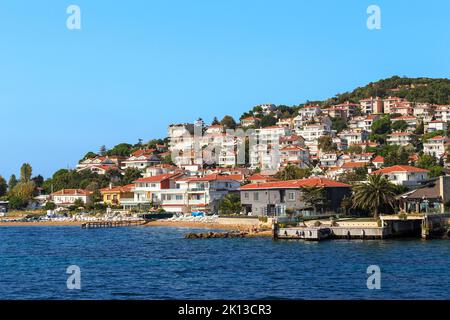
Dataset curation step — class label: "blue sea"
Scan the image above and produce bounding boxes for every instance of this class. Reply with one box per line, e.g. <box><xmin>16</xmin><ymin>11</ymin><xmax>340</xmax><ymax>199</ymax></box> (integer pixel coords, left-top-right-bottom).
<box><xmin>0</xmin><ymin>226</ymin><xmax>450</xmax><ymax>300</ymax></box>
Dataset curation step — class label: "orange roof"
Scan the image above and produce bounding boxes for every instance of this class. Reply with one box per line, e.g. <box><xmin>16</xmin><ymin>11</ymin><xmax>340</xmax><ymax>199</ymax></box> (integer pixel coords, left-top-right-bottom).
<box><xmin>181</xmin><ymin>174</ymin><xmax>244</xmax><ymax>182</ymax></box>
<box><xmin>249</xmin><ymin>174</ymin><xmax>279</xmax><ymax>182</ymax></box>
<box><xmin>134</xmin><ymin>173</ymin><xmax>181</xmax><ymax>183</ymax></box>
<box><xmin>131</xmin><ymin>149</ymin><xmax>156</xmax><ymax>157</ymax></box>
<box><xmin>341</xmin><ymin>162</ymin><xmax>367</xmax><ymax>169</ymax></box>
<box><xmin>372</xmin><ymin>155</ymin><xmax>384</xmax><ymax>163</ymax></box>
<box><xmin>51</xmin><ymin>189</ymin><xmax>92</xmax><ymax>196</ymax></box>
<box><xmin>100</xmin><ymin>184</ymin><xmax>134</xmax><ymax>194</ymax></box>
<box><xmin>372</xmin><ymin>165</ymin><xmax>429</xmax><ymax>175</ymax></box>
<box><xmin>240</xmin><ymin>177</ymin><xmax>350</xmax><ymax>190</ymax></box>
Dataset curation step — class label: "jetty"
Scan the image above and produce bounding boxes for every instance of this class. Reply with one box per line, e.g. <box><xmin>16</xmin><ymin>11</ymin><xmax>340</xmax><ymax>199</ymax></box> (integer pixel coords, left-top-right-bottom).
<box><xmin>274</xmin><ymin>213</ymin><xmax>450</xmax><ymax>241</ymax></box>
<box><xmin>81</xmin><ymin>220</ymin><xmax>147</xmax><ymax>229</ymax></box>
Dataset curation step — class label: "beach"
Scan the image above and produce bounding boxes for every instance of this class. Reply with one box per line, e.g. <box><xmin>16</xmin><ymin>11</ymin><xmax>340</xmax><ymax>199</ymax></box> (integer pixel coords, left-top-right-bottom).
<box><xmin>0</xmin><ymin>219</ymin><xmax>272</xmax><ymax>236</ymax></box>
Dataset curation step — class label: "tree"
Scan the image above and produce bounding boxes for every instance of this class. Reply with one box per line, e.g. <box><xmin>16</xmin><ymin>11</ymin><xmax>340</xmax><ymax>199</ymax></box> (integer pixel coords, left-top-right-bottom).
<box><xmin>275</xmin><ymin>165</ymin><xmax>311</xmax><ymax>180</ymax></box>
<box><xmin>80</xmin><ymin>151</ymin><xmax>97</xmax><ymax>162</ymax></box>
<box><xmin>300</xmin><ymin>187</ymin><xmax>329</xmax><ymax>213</ymax></box>
<box><xmin>106</xmin><ymin>143</ymin><xmax>133</xmax><ymax>156</ymax></box>
<box><xmin>347</xmin><ymin>145</ymin><xmax>363</xmax><ymax>154</ymax></box>
<box><xmin>122</xmin><ymin>168</ymin><xmax>142</xmax><ymax>185</ymax></box>
<box><xmin>318</xmin><ymin>136</ymin><xmax>337</xmax><ymax>152</ymax></box>
<box><xmin>8</xmin><ymin>181</ymin><xmax>35</xmax><ymax>209</ymax></box>
<box><xmin>220</xmin><ymin>115</ymin><xmax>237</xmax><ymax>130</ymax></box>
<box><xmin>259</xmin><ymin>115</ymin><xmax>277</xmax><ymax>128</ymax></box>
<box><xmin>218</xmin><ymin>193</ymin><xmax>241</xmax><ymax>215</ymax></box>
<box><xmin>99</xmin><ymin>145</ymin><xmax>107</xmax><ymax>156</ymax></box>
<box><xmin>211</xmin><ymin>117</ymin><xmax>220</xmax><ymax>125</ymax></box>
<box><xmin>416</xmin><ymin>154</ymin><xmax>443</xmax><ymax>177</ymax></box>
<box><xmin>8</xmin><ymin>174</ymin><xmax>18</xmax><ymax>191</ymax></box>
<box><xmin>391</xmin><ymin>120</ymin><xmax>408</xmax><ymax>132</ymax></box>
<box><xmin>0</xmin><ymin>175</ymin><xmax>7</xmax><ymax>197</ymax></box>
<box><xmin>44</xmin><ymin>201</ymin><xmax>56</xmax><ymax>210</ymax></box>
<box><xmin>73</xmin><ymin>198</ymin><xmax>85</xmax><ymax>208</ymax></box>
<box><xmin>331</xmin><ymin>117</ymin><xmax>347</xmax><ymax>133</ymax></box>
<box><xmin>20</xmin><ymin>163</ymin><xmax>32</xmax><ymax>183</ymax></box>
<box><xmin>352</xmin><ymin>174</ymin><xmax>397</xmax><ymax>219</ymax></box>
<box><xmin>32</xmin><ymin>175</ymin><xmax>44</xmax><ymax>188</ymax></box>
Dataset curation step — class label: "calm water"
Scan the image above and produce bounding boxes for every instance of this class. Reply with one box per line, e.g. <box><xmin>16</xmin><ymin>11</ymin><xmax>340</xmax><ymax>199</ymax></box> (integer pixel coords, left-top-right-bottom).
<box><xmin>0</xmin><ymin>226</ymin><xmax>450</xmax><ymax>300</ymax></box>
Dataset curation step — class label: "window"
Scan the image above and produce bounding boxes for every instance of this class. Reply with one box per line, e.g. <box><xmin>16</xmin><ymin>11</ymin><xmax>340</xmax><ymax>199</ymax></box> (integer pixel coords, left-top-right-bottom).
<box><xmin>176</xmin><ymin>195</ymin><xmax>183</xmax><ymax>200</ymax></box>
<box><xmin>244</xmin><ymin>192</ymin><xmax>249</xmax><ymax>199</ymax></box>
<box><xmin>288</xmin><ymin>192</ymin><xmax>295</xmax><ymax>201</ymax></box>
<box><xmin>254</xmin><ymin>192</ymin><xmax>259</xmax><ymax>201</ymax></box>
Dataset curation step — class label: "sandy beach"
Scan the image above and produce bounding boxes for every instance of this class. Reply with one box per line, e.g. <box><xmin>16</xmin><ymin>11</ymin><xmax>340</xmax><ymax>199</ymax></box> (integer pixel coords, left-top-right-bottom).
<box><xmin>0</xmin><ymin>219</ymin><xmax>272</xmax><ymax>236</ymax></box>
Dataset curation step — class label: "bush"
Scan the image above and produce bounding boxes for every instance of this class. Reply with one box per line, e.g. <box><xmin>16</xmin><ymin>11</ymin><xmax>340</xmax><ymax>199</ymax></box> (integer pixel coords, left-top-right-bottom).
<box><xmin>44</xmin><ymin>201</ymin><xmax>56</xmax><ymax>210</ymax></box>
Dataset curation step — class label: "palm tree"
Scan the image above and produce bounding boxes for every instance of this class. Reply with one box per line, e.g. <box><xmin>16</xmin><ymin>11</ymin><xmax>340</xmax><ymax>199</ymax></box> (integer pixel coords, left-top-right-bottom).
<box><xmin>352</xmin><ymin>174</ymin><xmax>397</xmax><ymax>219</ymax></box>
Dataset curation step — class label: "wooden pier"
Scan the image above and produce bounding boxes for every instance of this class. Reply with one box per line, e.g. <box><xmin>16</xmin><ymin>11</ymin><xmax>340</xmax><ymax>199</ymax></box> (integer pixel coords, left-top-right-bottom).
<box><xmin>81</xmin><ymin>220</ymin><xmax>147</xmax><ymax>229</ymax></box>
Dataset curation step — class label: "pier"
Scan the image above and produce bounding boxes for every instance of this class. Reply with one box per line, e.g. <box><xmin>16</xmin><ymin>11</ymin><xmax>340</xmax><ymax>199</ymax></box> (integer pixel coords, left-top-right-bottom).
<box><xmin>81</xmin><ymin>220</ymin><xmax>147</xmax><ymax>229</ymax></box>
<box><xmin>274</xmin><ymin>213</ymin><xmax>450</xmax><ymax>241</ymax></box>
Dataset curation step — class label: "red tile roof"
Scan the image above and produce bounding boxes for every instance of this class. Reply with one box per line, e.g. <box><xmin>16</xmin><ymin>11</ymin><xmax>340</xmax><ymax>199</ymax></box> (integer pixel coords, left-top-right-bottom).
<box><xmin>341</xmin><ymin>162</ymin><xmax>367</xmax><ymax>169</ymax></box>
<box><xmin>371</xmin><ymin>165</ymin><xmax>429</xmax><ymax>175</ymax></box>
<box><xmin>240</xmin><ymin>177</ymin><xmax>350</xmax><ymax>190</ymax></box>
<box><xmin>51</xmin><ymin>189</ymin><xmax>92</xmax><ymax>196</ymax></box>
<box><xmin>100</xmin><ymin>184</ymin><xmax>134</xmax><ymax>193</ymax></box>
<box><xmin>372</xmin><ymin>155</ymin><xmax>384</xmax><ymax>163</ymax></box>
<box><xmin>181</xmin><ymin>174</ymin><xmax>244</xmax><ymax>182</ymax></box>
<box><xmin>134</xmin><ymin>173</ymin><xmax>181</xmax><ymax>183</ymax></box>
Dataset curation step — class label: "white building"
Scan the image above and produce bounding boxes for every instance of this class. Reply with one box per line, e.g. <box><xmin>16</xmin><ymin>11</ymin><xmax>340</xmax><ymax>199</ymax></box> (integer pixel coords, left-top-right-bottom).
<box><xmin>386</xmin><ymin>132</ymin><xmax>414</xmax><ymax>146</ymax></box>
<box><xmin>51</xmin><ymin>189</ymin><xmax>92</xmax><ymax>207</ymax></box>
<box><xmin>372</xmin><ymin>165</ymin><xmax>429</xmax><ymax>188</ymax></box>
<box><xmin>423</xmin><ymin>135</ymin><xmax>449</xmax><ymax>160</ymax></box>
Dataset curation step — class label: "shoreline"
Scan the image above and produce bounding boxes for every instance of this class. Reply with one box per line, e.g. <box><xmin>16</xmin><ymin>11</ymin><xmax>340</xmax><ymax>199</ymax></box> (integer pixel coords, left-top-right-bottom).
<box><xmin>0</xmin><ymin>220</ymin><xmax>271</xmax><ymax>236</ymax></box>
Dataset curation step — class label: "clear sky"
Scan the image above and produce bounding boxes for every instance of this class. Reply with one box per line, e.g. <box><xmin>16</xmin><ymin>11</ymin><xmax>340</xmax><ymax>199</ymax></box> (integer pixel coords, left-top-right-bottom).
<box><xmin>1</xmin><ymin>0</ymin><xmax>450</xmax><ymax>179</ymax></box>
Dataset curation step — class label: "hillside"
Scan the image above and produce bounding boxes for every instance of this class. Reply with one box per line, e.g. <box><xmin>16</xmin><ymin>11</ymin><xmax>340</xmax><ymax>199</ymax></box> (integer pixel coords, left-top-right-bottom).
<box><xmin>240</xmin><ymin>76</ymin><xmax>450</xmax><ymax>120</ymax></box>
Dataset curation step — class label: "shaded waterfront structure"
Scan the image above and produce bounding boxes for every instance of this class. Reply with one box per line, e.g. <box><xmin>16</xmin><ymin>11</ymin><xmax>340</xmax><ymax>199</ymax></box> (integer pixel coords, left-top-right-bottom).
<box><xmin>397</xmin><ymin>176</ymin><xmax>450</xmax><ymax>214</ymax></box>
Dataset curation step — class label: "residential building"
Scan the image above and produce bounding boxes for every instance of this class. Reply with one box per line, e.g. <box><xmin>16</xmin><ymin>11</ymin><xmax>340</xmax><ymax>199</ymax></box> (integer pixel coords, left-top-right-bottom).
<box><xmin>338</xmin><ymin>129</ymin><xmax>368</xmax><ymax>146</ymax></box>
<box><xmin>240</xmin><ymin>116</ymin><xmax>259</xmax><ymax>127</ymax></box>
<box><xmin>371</xmin><ymin>165</ymin><xmax>429</xmax><ymax>187</ymax></box>
<box><xmin>360</xmin><ymin>97</ymin><xmax>383</xmax><ymax>114</ymax></box>
<box><xmin>386</xmin><ymin>132</ymin><xmax>414</xmax><ymax>146</ymax></box>
<box><xmin>240</xmin><ymin>177</ymin><xmax>351</xmax><ymax>216</ymax></box>
<box><xmin>100</xmin><ymin>184</ymin><xmax>135</xmax><ymax>206</ymax></box>
<box><xmin>426</xmin><ymin>120</ymin><xmax>447</xmax><ymax>133</ymax></box>
<box><xmin>51</xmin><ymin>189</ymin><xmax>92</xmax><ymax>207</ymax></box>
<box><xmin>423</xmin><ymin>135</ymin><xmax>449</xmax><ymax>159</ymax></box>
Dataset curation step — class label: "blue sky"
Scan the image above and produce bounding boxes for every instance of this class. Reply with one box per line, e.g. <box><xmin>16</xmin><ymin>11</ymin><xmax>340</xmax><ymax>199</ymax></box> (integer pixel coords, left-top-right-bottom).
<box><xmin>1</xmin><ymin>0</ymin><xmax>450</xmax><ymax>179</ymax></box>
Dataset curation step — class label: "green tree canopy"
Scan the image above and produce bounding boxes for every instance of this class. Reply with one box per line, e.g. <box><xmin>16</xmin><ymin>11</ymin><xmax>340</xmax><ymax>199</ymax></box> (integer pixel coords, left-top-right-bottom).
<box><xmin>0</xmin><ymin>175</ymin><xmax>7</xmax><ymax>197</ymax></box>
<box><xmin>220</xmin><ymin>115</ymin><xmax>237</xmax><ymax>129</ymax></box>
<box><xmin>218</xmin><ymin>193</ymin><xmax>241</xmax><ymax>215</ymax></box>
<box><xmin>20</xmin><ymin>163</ymin><xmax>32</xmax><ymax>183</ymax></box>
<box><xmin>275</xmin><ymin>165</ymin><xmax>311</xmax><ymax>181</ymax></box>
<box><xmin>352</xmin><ymin>174</ymin><xmax>397</xmax><ymax>219</ymax></box>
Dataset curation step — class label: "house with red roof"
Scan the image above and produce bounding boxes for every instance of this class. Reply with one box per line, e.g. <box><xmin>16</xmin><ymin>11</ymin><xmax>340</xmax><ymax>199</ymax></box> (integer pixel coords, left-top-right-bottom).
<box><xmin>423</xmin><ymin>135</ymin><xmax>449</xmax><ymax>160</ymax></box>
<box><xmin>239</xmin><ymin>177</ymin><xmax>351</xmax><ymax>216</ymax></box>
<box><xmin>100</xmin><ymin>184</ymin><xmax>135</xmax><ymax>206</ymax></box>
<box><xmin>371</xmin><ymin>165</ymin><xmax>429</xmax><ymax>187</ymax></box>
<box><xmin>51</xmin><ymin>189</ymin><xmax>93</xmax><ymax>207</ymax></box>
<box><xmin>159</xmin><ymin>174</ymin><xmax>244</xmax><ymax>213</ymax></box>
<box><xmin>121</xmin><ymin>149</ymin><xmax>161</xmax><ymax>170</ymax></box>
<box><xmin>240</xmin><ymin>116</ymin><xmax>259</xmax><ymax>127</ymax></box>
<box><xmin>372</xmin><ymin>155</ymin><xmax>384</xmax><ymax>169</ymax></box>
